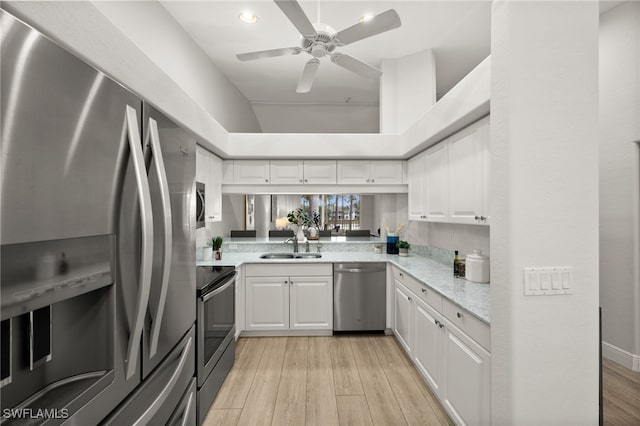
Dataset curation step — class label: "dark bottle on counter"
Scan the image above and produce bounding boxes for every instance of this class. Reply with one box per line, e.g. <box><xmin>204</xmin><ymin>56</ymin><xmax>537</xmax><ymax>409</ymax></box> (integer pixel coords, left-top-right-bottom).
<box><xmin>453</xmin><ymin>250</ymin><xmax>460</xmax><ymax>278</ymax></box>
<box><xmin>59</xmin><ymin>252</ymin><xmax>69</xmax><ymax>274</ymax></box>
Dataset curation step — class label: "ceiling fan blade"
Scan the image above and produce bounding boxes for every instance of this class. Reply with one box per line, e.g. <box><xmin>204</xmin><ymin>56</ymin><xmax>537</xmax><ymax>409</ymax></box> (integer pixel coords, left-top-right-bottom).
<box><xmin>236</xmin><ymin>47</ymin><xmax>302</xmax><ymax>61</ymax></box>
<box><xmin>296</xmin><ymin>58</ymin><xmax>320</xmax><ymax>93</ymax></box>
<box><xmin>331</xmin><ymin>53</ymin><xmax>381</xmax><ymax>79</ymax></box>
<box><xmin>334</xmin><ymin>9</ymin><xmax>401</xmax><ymax>46</ymax></box>
<box><xmin>274</xmin><ymin>0</ymin><xmax>317</xmax><ymax>38</ymax></box>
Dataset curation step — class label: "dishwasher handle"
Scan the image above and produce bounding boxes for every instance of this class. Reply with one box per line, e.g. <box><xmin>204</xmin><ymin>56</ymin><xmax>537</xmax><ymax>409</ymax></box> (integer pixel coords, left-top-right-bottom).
<box><xmin>335</xmin><ymin>267</ymin><xmax>386</xmax><ymax>274</ymax></box>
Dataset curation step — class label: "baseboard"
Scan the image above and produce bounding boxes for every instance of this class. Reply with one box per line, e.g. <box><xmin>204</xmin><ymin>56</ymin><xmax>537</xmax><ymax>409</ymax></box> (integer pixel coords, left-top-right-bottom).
<box><xmin>602</xmin><ymin>341</ymin><xmax>640</xmax><ymax>372</ymax></box>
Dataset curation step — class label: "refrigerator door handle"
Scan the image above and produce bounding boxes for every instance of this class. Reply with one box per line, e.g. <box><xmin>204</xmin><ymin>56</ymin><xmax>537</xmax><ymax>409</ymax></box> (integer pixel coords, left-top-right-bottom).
<box><xmin>133</xmin><ymin>336</ymin><xmax>193</xmax><ymax>426</ymax></box>
<box><xmin>144</xmin><ymin>117</ymin><xmax>173</xmax><ymax>358</ymax></box>
<box><xmin>124</xmin><ymin>105</ymin><xmax>154</xmax><ymax>380</ymax></box>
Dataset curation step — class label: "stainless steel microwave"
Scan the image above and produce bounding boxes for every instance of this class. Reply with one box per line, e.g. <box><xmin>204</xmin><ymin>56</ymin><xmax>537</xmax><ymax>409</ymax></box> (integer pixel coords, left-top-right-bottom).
<box><xmin>196</xmin><ymin>182</ymin><xmax>205</xmax><ymax>229</ymax></box>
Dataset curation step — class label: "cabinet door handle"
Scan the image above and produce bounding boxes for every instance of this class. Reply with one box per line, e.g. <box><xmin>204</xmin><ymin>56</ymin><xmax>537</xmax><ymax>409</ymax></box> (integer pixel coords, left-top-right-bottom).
<box><xmin>434</xmin><ymin>319</ymin><xmax>440</xmax><ymax>326</ymax></box>
<box><xmin>265</xmin><ymin>179</ymin><xmax>269</xmax><ymax>182</ymax></box>
<box><xmin>284</xmin><ymin>280</ymin><xmax>288</xmax><ymax>284</ymax></box>
<box><xmin>371</xmin><ymin>179</ymin><xmax>375</xmax><ymax>183</ymax></box>
<box><xmin>299</xmin><ymin>179</ymin><xmax>303</xmax><ymax>183</ymax></box>
<box><xmin>474</xmin><ymin>216</ymin><xmax>480</xmax><ymax>220</ymax></box>
<box><xmin>408</xmin><ymin>296</ymin><xmax>412</xmax><ymax>301</ymax></box>
<box><xmin>457</xmin><ymin>312</ymin><xmax>463</xmax><ymax>318</ymax></box>
<box><xmin>399</xmin><ymin>273</ymin><xmax>404</xmax><ymax>277</ymax></box>
<box><xmin>421</xmin><ymin>288</ymin><xmax>427</xmax><ymax>294</ymax></box>
<box><xmin>304</xmin><ymin>179</ymin><xmax>308</xmax><ymax>183</ymax></box>
<box><xmin>480</xmin><ymin>216</ymin><xmax>486</xmax><ymax>221</ymax></box>
<box><xmin>439</xmin><ymin>322</ymin><xmax>444</xmax><ymax>329</ymax></box>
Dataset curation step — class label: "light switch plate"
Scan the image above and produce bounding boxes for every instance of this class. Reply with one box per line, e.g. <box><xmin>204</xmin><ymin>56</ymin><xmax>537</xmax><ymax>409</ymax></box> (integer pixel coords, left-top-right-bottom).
<box><xmin>524</xmin><ymin>267</ymin><xmax>573</xmax><ymax>296</ymax></box>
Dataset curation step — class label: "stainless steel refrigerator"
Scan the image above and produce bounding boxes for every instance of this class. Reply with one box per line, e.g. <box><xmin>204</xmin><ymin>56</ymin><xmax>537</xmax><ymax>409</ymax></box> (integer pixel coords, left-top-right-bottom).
<box><xmin>1</xmin><ymin>9</ymin><xmax>196</xmax><ymax>425</ymax></box>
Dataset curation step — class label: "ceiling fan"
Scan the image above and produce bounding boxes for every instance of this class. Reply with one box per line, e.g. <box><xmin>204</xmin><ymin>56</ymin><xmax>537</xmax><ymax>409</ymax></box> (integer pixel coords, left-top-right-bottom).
<box><xmin>236</xmin><ymin>0</ymin><xmax>402</xmax><ymax>93</ymax></box>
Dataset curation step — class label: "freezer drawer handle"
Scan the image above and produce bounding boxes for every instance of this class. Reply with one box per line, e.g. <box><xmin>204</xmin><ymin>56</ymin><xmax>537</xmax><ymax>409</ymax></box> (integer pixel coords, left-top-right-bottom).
<box><xmin>124</xmin><ymin>105</ymin><xmax>154</xmax><ymax>381</ymax></box>
<box><xmin>133</xmin><ymin>336</ymin><xmax>192</xmax><ymax>426</ymax></box>
<box><xmin>145</xmin><ymin>117</ymin><xmax>173</xmax><ymax>358</ymax></box>
<box><xmin>178</xmin><ymin>389</ymin><xmax>195</xmax><ymax>426</ymax></box>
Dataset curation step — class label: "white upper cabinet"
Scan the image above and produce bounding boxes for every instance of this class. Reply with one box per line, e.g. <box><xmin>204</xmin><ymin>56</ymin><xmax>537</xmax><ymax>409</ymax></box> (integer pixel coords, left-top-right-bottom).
<box><xmin>233</xmin><ymin>160</ymin><xmax>270</xmax><ymax>184</ymax></box>
<box><xmin>370</xmin><ymin>161</ymin><xmax>404</xmax><ymax>184</ymax></box>
<box><xmin>337</xmin><ymin>160</ymin><xmax>404</xmax><ymax>184</ymax></box>
<box><xmin>196</xmin><ymin>145</ymin><xmax>209</xmax><ymax>184</ymax></box>
<box><xmin>208</xmin><ymin>154</ymin><xmax>223</xmax><ymax>222</ymax></box>
<box><xmin>425</xmin><ymin>143</ymin><xmax>448</xmax><ymax>221</ymax></box>
<box><xmin>303</xmin><ymin>160</ymin><xmax>337</xmax><ymax>184</ymax></box>
<box><xmin>407</xmin><ymin>116</ymin><xmax>490</xmax><ymax>225</ymax></box>
<box><xmin>408</xmin><ymin>151</ymin><xmax>428</xmax><ymax>221</ymax></box>
<box><xmin>337</xmin><ymin>161</ymin><xmax>370</xmax><ymax>184</ymax></box>
<box><xmin>270</xmin><ymin>160</ymin><xmax>304</xmax><ymax>184</ymax></box>
<box><xmin>269</xmin><ymin>160</ymin><xmax>337</xmax><ymax>185</ymax></box>
<box><xmin>196</xmin><ymin>145</ymin><xmax>222</xmax><ymax>222</ymax></box>
<box><xmin>448</xmin><ymin>117</ymin><xmax>490</xmax><ymax>224</ymax></box>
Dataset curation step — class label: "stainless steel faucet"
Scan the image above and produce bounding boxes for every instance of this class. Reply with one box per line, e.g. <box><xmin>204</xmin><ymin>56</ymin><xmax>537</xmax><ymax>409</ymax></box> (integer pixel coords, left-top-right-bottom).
<box><xmin>285</xmin><ymin>236</ymin><xmax>299</xmax><ymax>253</ymax></box>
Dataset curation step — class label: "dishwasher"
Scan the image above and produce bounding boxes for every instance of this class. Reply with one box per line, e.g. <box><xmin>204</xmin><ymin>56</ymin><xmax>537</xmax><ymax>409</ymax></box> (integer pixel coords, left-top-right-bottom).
<box><xmin>333</xmin><ymin>263</ymin><xmax>386</xmax><ymax>332</ymax></box>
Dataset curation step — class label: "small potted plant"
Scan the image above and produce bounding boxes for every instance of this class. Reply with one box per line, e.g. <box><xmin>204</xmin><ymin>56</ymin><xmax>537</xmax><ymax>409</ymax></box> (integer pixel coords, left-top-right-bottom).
<box><xmin>208</xmin><ymin>236</ymin><xmax>223</xmax><ymax>260</ymax></box>
<box><xmin>287</xmin><ymin>207</ymin><xmax>310</xmax><ymax>240</ymax></box>
<box><xmin>396</xmin><ymin>240</ymin><xmax>411</xmax><ymax>257</ymax></box>
<box><xmin>307</xmin><ymin>210</ymin><xmax>321</xmax><ymax>240</ymax></box>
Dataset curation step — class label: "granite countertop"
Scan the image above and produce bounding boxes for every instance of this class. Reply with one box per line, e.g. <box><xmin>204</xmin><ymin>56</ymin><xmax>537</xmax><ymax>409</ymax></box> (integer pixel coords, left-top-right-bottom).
<box><xmin>197</xmin><ymin>250</ymin><xmax>490</xmax><ymax>324</ymax></box>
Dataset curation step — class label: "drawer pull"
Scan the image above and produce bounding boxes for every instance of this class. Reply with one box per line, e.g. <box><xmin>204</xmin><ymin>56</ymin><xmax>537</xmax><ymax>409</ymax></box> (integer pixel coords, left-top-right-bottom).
<box><xmin>399</xmin><ymin>273</ymin><xmax>404</xmax><ymax>277</ymax></box>
<box><xmin>457</xmin><ymin>312</ymin><xmax>463</xmax><ymax>319</ymax></box>
<box><xmin>421</xmin><ymin>288</ymin><xmax>427</xmax><ymax>294</ymax></box>
<box><xmin>439</xmin><ymin>322</ymin><xmax>444</xmax><ymax>329</ymax></box>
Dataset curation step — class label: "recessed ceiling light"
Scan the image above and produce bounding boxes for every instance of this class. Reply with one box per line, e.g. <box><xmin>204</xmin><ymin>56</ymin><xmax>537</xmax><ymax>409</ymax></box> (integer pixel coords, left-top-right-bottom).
<box><xmin>359</xmin><ymin>14</ymin><xmax>374</xmax><ymax>23</ymax></box>
<box><xmin>239</xmin><ymin>10</ymin><xmax>258</xmax><ymax>24</ymax></box>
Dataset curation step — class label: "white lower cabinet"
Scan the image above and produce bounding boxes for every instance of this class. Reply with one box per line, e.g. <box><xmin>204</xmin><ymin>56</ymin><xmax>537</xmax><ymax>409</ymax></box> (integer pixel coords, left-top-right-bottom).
<box><xmin>244</xmin><ymin>264</ymin><xmax>332</xmax><ymax>332</ymax></box>
<box><xmin>393</xmin><ymin>282</ymin><xmax>413</xmax><ymax>356</ymax></box>
<box><xmin>245</xmin><ymin>276</ymin><xmax>289</xmax><ymax>330</ymax></box>
<box><xmin>441</xmin><ymin>318</ymin><xmax>491</xmax><ymax>426</ymax></box>
<box><xmin>392</xmin><ymin>266</ymin><xmax>491</xmax><ymax>426</ymax></box>
<box><xmin>413</xmin><ymin>297</ymin><xmax>442</xmax><ymax>394</ymax></box>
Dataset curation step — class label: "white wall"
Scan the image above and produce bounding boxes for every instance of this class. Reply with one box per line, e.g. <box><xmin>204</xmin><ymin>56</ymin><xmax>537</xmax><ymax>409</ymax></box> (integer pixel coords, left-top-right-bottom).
<box><xmin>91</xmin><ymin>1</ymin><xmax>260</xmax><ymax>134</ymax></box>
<box><xmin>490</xmin><ymin>1</ymin><xmax>600</xmax><ymax>423</ymax></box>
<box><xmin>252</xmin><ymin>103</ymin><xmax>379</xmax><ymax>133</ymax></box>
<box><xmin>380</xmin><ymin>50</ymin><xmax>437</xmax><ymax>134</ymax></box>
<box><xmin>374</xmin><ymin>194</ymin><xmax>490</xmax><ymax>257</ymax></box>
<box><xmin>599</xmin><ymin>1</ymin><xmax>640</xmax><ymax>368</ymax></box>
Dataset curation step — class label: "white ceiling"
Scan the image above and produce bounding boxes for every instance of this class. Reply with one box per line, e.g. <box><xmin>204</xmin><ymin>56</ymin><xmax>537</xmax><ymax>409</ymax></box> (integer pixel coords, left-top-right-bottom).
<box><xmin>161</xmin><ymin>1</ymin><xmax>492</xmax><ymax>105</ymax></box>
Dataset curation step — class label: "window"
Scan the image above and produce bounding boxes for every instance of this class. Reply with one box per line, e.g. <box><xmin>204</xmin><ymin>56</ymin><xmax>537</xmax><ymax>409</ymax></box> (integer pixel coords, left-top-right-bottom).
<box><xmin>299</xmin><ymin>194</ymin><xmax>361</xmax><ymax>232</ymax></box>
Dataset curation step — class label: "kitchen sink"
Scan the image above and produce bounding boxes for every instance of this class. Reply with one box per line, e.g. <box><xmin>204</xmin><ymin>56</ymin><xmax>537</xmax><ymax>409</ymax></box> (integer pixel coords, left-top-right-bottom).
<box><xmin>259</xmin><ymin>253</ymin><xmax>322</xmax><ymax>259</ymax></box>
<box><xmin>293</xmin><ymin>253</ymin><xmax>322</xmax><ymax>259</ymax></box>
<box><xmin>259</xmin><ymin>253</ymin><xmax>295</xmax><ymax>259</ymax></box>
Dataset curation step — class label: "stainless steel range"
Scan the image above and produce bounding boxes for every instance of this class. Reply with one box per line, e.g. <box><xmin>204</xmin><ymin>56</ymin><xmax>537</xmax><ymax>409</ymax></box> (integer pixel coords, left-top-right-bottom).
<box><xmin>195</xmin><ymin>266</ymin><xmax>236</xmax><ymax>424</ymax></box>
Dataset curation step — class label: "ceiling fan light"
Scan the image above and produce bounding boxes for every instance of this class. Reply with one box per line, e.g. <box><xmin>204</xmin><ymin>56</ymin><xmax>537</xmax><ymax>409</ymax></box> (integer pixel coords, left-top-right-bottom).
<box><xmin>239</xmin><ymin>11</ymin><xmax>258</xmax><ymax>24</ymax></box>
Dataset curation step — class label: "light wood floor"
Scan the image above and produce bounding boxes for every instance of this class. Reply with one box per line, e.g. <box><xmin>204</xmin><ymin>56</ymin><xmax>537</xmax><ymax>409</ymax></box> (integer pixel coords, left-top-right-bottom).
<box><xmin>603</xmin><ymin>359</ymin><xmax>640</xmax><ymax>426</ymax></box>
<box><xmin>203</xmin><ymin>335</ymin><xmax>453</xmax><ymax>426</ymax></box>
<box><xmin>204</xmin><ymin>336</ymin><xmax>640</xmax><ymax>426</ymax></box>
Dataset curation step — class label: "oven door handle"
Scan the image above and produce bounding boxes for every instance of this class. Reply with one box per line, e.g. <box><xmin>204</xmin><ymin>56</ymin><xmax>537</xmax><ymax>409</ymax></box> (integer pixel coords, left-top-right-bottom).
<box><xmin>144</xmin><ymin>117</ymin><xmax>173</xmax><ymax>358</ymax></box>
<box><xmin>201</xmin><ymin>275</ymin><xmax>236</xmax><ymax>302</ymax></box>
<box><xmin>124</xmin><ymin>105</ymin><xmax>154</xmax><ymax>381</ymax></box>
